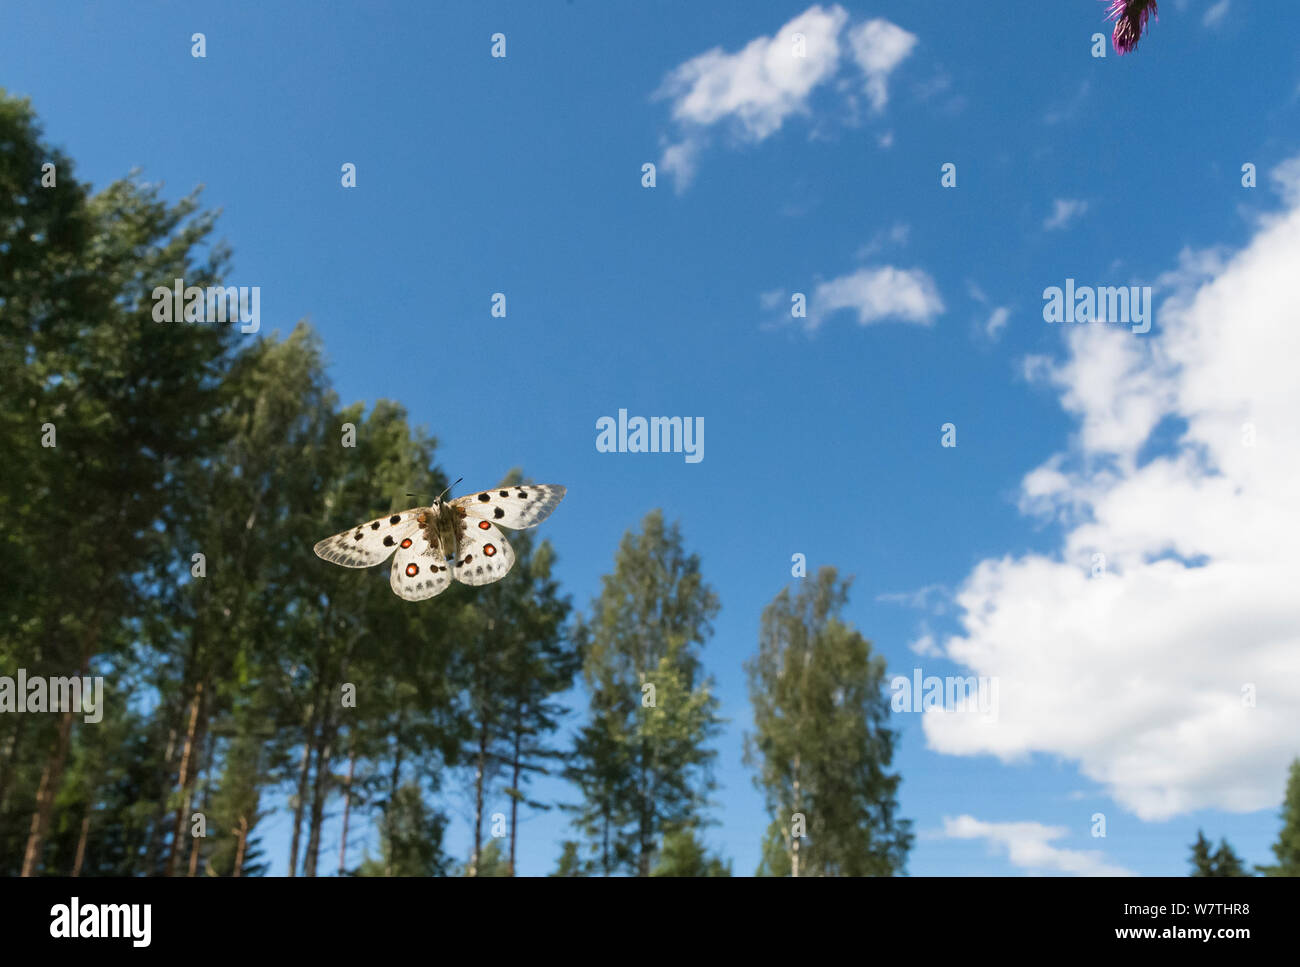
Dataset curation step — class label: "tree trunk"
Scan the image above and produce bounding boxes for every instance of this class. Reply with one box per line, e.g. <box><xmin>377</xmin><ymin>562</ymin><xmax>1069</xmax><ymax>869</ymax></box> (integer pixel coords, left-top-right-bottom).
<box><xmin>791</xmin><ymin>753</ymin><xmax>801</xmax><ymax>878</ymax></box>
<box><xmin>303</xmin><ymin>711</ymin><xmax>335</xmax><ymax>877</ymax></box>
<box><xmin>233</xmin><ymin>816</ymin><xmax>249</xmax><ymax>877</ymax></box>
<box><xmin>71</xmin><ymin>810</ymin><xmax>91</xmax><ymax>877</ymax></box>
<box><xmin>508</xmin><ymin>729</ymin><xmax>522</xmax><ymax>876</ymax></box>
<box><xmin>21</xmin><ymin>705</ymin><xmax>74</xmax><ymax>876</ymax></box>
<box><xmin>188</xmin><ymin>728</ymin><xmax>217</xmax><ymax>877</ymax></box>
<box><xmin>470</xmin><ymin>723</ymin><xmax>488</xmax><ymax>877</ymax></box>
<box><xmin>385</xmin><ymin>711</ymin><xmax>405</xmax><ymax>877</ymax></box>
<box><xmin>338</xmin><ymin>737</ymin><xmax>357</xmax><ymax>877</ymax></box>
<box><xmin>142</xmin><ymin>719</ymin><xmax>180</xmax><ymax>875</ymax></box>
<box><xmin>165</xmin><ymin>678</ymin><xmax>206</xmax><ymax>876</ymax></box>
<box><xmin>21</xmin><ymin>623</ymin><xmax>97</xmax><ymax>876</ymax></box>
<box><xmin>287</xmin><ymin>723</ymin><xmax>314</xmax><ymax>877</ymax></box>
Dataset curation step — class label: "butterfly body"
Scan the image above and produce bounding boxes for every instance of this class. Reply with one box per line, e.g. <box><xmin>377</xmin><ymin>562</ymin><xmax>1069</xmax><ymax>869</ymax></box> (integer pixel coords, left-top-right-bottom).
<box><xmin>313</xmin><ymin>483</ymin><xmax>565</xmax><ymax>601</ymax></box>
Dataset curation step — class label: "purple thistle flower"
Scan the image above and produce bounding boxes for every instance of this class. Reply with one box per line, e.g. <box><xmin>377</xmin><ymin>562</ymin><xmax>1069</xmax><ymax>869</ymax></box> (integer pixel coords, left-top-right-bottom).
<box><xmin>1103</xmin><ymin>0</ymin><xmax>1158</xmax><ymax>55</ymax></box>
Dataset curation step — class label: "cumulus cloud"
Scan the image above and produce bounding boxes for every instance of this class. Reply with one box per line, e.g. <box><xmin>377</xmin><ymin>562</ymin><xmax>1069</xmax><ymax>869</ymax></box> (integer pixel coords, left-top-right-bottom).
<box><xmin>1044</xmin><ymin>198</ymin><xmax>1089</xmax><ymax>231</ymax></box>
<box><xmin>943</xmin><ymin>816</ymin><xmax>1134</xmax><ymax>876</ymax></box>
<box><xmin>922</xmin><ymin>158</ymin><xmax>1300</xmax><ymax>821</ymax></box>
<box><xmin>809</xmin><ymin>265</ymin><xmax>944</xmax><ymax>330</ymax></box>
<box><xmin>847</xmin><ymin>18</ymin><xmax>918</xmax><ymax>111</ymax></box>
<box><xmin>654</xmin><ymin>4</ymin><xmax>917</xmax><ymax>189</ymax></box>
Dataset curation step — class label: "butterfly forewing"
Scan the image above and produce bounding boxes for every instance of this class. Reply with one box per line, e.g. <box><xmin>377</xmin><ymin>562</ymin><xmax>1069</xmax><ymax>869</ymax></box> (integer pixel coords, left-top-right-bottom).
<box><xmin>313</xmin><ymin>509</ymin><xmax>423</xmax><ymax>568</ymax></box>
<box><xmin>453</xmin><ymin>484</ymin><xmax>566</xmax><ymax>530</ymax></box>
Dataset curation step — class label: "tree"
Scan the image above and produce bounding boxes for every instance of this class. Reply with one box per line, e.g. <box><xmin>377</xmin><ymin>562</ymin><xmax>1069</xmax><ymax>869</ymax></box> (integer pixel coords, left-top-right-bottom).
<box><xmin>456</xmin><ymin>472</ymin><xmax>576</xmax><ymax>877</ymax></box>
<box><xmin>460</xmin><ymin>839</ymin><xmax>511</xmax><ymax>877</ymax></box>
<box><xmin>352</xmin><ymin>782</ymin><xmax>450</xmax><ymax>877</ymax></box>
<box><xmin>1</xmin><ymin>90</ymin><xmax>240</xmax><ymax>874</ymax></box>
<box><xmin>1258</xmin><ymin>758</ymin><xmax>1300</xmax><ymax>876</ymax></box>
<box><xmin>651</xmin><ymin>827</ymin><xmax>731</xmax><ymax>877</ymax></box>
<box><xmin>1189</xmin><ymin>829</ymin><xmax>1247</xmax><ymax>877</ymax></box>
<box><xmin>549</xmin><ymin>841</ymin><xmax>588</xmax><ymax>877</ymax></box>
<box><xmin>567</xmin><ymin>510</ymin><xmax>721</xmax><ymax>876</ymax></box>
<box><xmin>1189</xmin><ymin>830</ymin><xmax>1215</xmax><ymax>876</ymax></box>
<box><xmin>746</xmin><ymin>567</ymin><xmax>912</xmax><ymax>876</ymax></box>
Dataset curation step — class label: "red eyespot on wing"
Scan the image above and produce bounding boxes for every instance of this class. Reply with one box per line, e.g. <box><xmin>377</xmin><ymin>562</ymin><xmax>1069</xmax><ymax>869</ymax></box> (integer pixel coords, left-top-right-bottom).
<box><xmin>483</xmin><ymin>544</ymin><xmax>496</xmax><ymax>557</ymax></box>
<box><xmin>400</xmin><ymin>538</ymin><xmax>413</xmax><ymax>549</ymax></box>
<box><xmin>478</xmin><ymin>520</ymin><xmax>491</xmax><ymax>530</ymax></box>
<box><xmin>405</xmin><ymin>563</ymin><xmax>419</xmax><ymax>577</ymax></box>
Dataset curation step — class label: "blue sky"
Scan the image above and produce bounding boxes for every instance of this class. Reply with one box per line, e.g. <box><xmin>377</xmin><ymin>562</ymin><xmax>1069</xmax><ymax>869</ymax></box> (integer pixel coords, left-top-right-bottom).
<box><xmin>6</xmin><ymin>0</ymin><xmax>1300</xmax><ymax>876</ymax></box>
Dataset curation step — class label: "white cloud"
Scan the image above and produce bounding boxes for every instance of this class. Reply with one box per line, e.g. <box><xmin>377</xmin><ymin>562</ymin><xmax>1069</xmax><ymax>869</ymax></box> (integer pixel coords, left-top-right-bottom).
<box><xmin>1271</xmin><ymin>155</ymin><xmax>1300</xmax><ymax>205</ymax></box>
<box><xmin>809</xmin><ymin>266</ymin><xmax>943</xmax><ymax>330</ymax></box>
<box><xmin>854</xmin><ymin>221</ymin><xmax>910</xmax><ymax>259</ymax></box>
<box><xmin>878</xmin><ymin>583</ymin><xmax>949</xmax><ymax>612</ymax></box>
<box><xmin>656</xmin><ymin>5</ymin><xmax>847</xmax><ymax>141</ymax></box>
<box><xmin>985</xmin><ymin>306</ymin><xmax>1011</xmax><ymax>340</ymax></box>
<box><xmin>1044</xmin><ymin>198</ymin><xmax>1089</xmax><ymax>231</ymax></box>
<box><xmin>654</xmin><ymin>4</ymin><xmax>916</xmax><ymax>189</ymax></box>
<box><xmin>659</xmin><ymin>140</ymin><xmax>701</xmax><ymax>194</ymax></box>
<box><xmin>967</xmin><ymin>280</ymin><xmax>1011</xmax><ymax>341</ymax></box>
<box><xmin>847</xmin><ymin>18</ymin><xmax>918</xmax><ymax>111</ymax></box>
<box><xmin>922</xmin><ymin>157</ymin><xmax>1300</xmax><ymax>821</ymax></box>
<box><xmin>1203</xmin><ymin>0</ymin><xmax>1231</xmax><ymax>28</ymax></box>
<box><xmin>943</xmin><ymin>816</ymin><xmax>1134</xmax><ymax>876</ymax></box>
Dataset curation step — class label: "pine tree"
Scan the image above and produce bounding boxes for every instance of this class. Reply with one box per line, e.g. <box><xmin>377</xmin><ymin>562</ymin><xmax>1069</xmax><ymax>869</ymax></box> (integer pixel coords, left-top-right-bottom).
<box><xmin>1258</xmin><ymin>758</ymin><xmax>1300</xmax><ymax>876</ymax></box>
<box><xmin>549</xmin><ymin>841</ymin><xmax>588</xmax><ymax>877</ymax></box>
<box><xmin>651</xmin><ymin>827</ymin><xmax>731</xmax><ymax>877</ymax></box>
<box><xmin>1189</xmin><ymin>830</ymin><xmax>1215</xmax><ymax>876</ymax></box>
<box><xmin>1</xmin><ymin>91</ymin><xmax>239</xmax><ymax>873</ymax></box>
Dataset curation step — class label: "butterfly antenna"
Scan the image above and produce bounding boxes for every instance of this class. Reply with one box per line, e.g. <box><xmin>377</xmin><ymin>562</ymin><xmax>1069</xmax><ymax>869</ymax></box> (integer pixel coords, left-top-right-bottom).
<box><xmin>407</xmin><ymin>477</ymin><xmax>462</xmax><ymax>503</ymax></box>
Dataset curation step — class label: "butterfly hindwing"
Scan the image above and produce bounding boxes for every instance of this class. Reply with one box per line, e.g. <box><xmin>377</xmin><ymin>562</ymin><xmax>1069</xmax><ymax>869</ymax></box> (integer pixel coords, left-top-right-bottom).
<box><xmin>451</xmin><ymin>518</ymin><xmax>515</xmax><ymax>586</ymax></box>
<box><xmin>453</xmin><ymin>484</ymin><xmax>566</xmax><ymax>530</ymax></box>
<box><xmin>313</xmin><ymin>509</ymin><xmax>422</xmax><ymax>568</ymax></box>
<box><xmin>390</xmin><ymin>529</ymin><xmax>452</xmax><ymax>601</ymax></box>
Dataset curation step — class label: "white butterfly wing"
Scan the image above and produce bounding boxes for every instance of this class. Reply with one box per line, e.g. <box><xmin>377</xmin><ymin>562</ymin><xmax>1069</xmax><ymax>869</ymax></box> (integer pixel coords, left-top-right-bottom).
<box><xmin>314</xmin><ymin>509</ymin><xmax>422</xmax><ymax>568</ymax></box>
<box><xmin>390</xmin><ymin>529</ymin><xmax>452</xmax><ymax>601</ymax></box>
<box><xmin>452</xmin><ymin>484</ymin><xmax>566</xmax><ymax>530</ymax></box>
<box><xmin>452</xmin><ymin>519</ymin><xmax>515</xmax><ymax>586</ymax></box>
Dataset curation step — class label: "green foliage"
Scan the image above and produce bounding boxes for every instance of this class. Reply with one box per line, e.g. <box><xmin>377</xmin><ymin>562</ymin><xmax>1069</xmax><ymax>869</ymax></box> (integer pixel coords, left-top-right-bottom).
<box><xmin>0</xmin><ymin>92</ymin><xmax>569</xmax><ymax>877</ymax></box>
<box><xmin>1189</xmin><ymin>829</ymin><xmax>1248</xmax><ymax>877</ymax></box>
<box><xmin>1258</xmin><ymin>758</ymin><xmax>1300</xmax><ymax>876</ymax></box>
<box><xmin>651</xmin><ymin>827</ymin><xmax>731</xmax><ymax>877</ymax></box>
<box><xmin>566</xmin><ymin>510</ymin><xmax>723</xmax><ymax>876</ymax></box>
<box><xmin>353</xmin><ymin>783</ymin><xmax>449</xmax><ymax>877</ymax></box>
<box><xmin>549</xmin><ymin>840</ymin><xmax>588</xmax><ymax>877</ymax></box>
<box><xmin>746</xmin><ymin>567</ymin><xmax>912</xmax><ymax>876</ymax></box>
<box><xmin>461</xmin><ymin>838</ymin><xmax>511</xmax><ymax>877</ymax></box>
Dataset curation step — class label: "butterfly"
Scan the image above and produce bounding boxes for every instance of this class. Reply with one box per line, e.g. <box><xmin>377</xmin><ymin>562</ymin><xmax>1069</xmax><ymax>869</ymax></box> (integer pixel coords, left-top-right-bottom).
<box><xmin>314</xmin><ymin>483</ymin><xmax>566</xmax><ymax>601</ymax></box>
